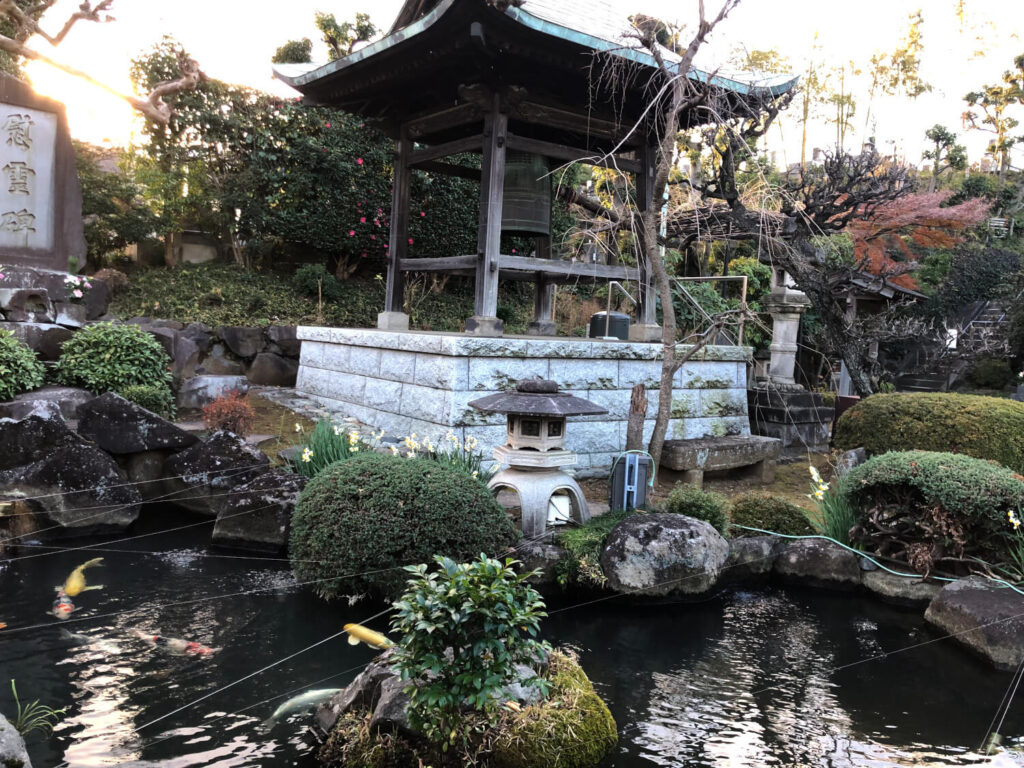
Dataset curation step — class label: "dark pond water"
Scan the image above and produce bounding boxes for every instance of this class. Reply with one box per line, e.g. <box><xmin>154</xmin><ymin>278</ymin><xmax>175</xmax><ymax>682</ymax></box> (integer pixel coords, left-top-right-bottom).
<box><xmin>1</xmin><ymin>506</ymin><xmax>1022</xmax><ymax>768</ymax></box>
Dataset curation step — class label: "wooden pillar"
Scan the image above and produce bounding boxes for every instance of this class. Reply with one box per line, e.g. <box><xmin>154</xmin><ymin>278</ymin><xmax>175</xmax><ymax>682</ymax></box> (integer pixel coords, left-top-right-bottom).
<box><xmin>528</xmin><ymin>236</ymin><xmax>555</xmax><ymax>335</ymax></box>
<box><xmin>467</xmin><ymin>97</ymin><xmax>507</xmax><ymax>336</ymax></box>
<box><xmin>629</xmin><ymin>143</ymin><xmax>661</xmax><ymax>342</ymax></box>
<box><xmin>379</xmin><ymin>129</ymin><xmax>411</xmax><ymax>330</ymax></box>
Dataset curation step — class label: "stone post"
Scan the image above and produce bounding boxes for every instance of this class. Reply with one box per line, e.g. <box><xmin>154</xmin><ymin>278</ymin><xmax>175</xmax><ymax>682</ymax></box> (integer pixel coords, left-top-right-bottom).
<box><xmin>763</xmin><ymin>291</ymin><xmax>810</xmax><ymax>388</ymax></box>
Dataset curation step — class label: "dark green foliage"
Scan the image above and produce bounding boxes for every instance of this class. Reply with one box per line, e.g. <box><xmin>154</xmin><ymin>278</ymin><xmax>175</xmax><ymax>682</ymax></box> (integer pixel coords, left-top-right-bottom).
<box><xmin>289</xmin><ymin>453</ymin><xmax>519</xmax><ymax>599</ymax></box>
<box><xmin>54</xmin><ymin>323</ymin><xmax>173</xmax><ymax>401</ymax></box>
<box><xmin>0</xmin><ymin>330</ymin><xmax>45</xmax><ymax>402</ymax></box>
<box><xmin>391</xmin><ymin>555</ymin><xmax>550</xmax><ymax>748</ymax></box>
<box><xmin>843</xmin><ymin>450</ymin><xmax>1024</xmax><ymax>573</ymax></box>
<box><xmin>291</xmin><ymin>263</ymin><xmax>342</xmax><ymax>301</ymax></box>
<box><xmin>968</xmin><ymin>357</ymin><xmax>1015</xmax><ymax>389</ymax></box>
<box><xmin>918</xmin><ymin>244</ymin><xmax>1019</xmax><ymax>320</ymax></box>
<box><xmin>663</xmin><ymin>483</ymin><xmax>730</xmax><ymax>534</ymax></box>
<box><xmin>555</xmin><ymin>509</ymin><xmax>634</xmax><ymax>587</ymax></box>
<box><xmin>74</xmin><ymin>142</ymin><xmax>159</xmax><ymax>270</ymax></box>
<box><xmin>117</xmin><ymin>384</ymin><xmax>176</xmax><ymax>420</ymax></box>
<box><xmin>272</xmin><ymin>38</ymin><xmax>312</xmax><ymax>64</ymax></box>
<box><xmin>729</xmin><ymin>493</ymin><xmax>814</xmax><ymax>537</ymax></box>
<box><xmin>834</xmin><ymin>392</ymin><xmax>1024</xmax><ymax>474</ymax></box>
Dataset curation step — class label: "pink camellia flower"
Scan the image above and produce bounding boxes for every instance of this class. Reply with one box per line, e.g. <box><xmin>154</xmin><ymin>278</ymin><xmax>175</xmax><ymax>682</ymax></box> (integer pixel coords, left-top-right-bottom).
<box><xmin>361</xmin><ymin>252</ymin><xmax>367</xmax><ymax>258</ymax></box>
<box><xmin>408</xmin><ymin>238</ymin><xmax>414</xmax><ymax>245</ymax></box>
<box><xmin>326</xmin><ymin>122</ymin><xmax>332</xmax><ymax>128</ymax></box>
<box><xmin>349</xmin><ymin>230</ymin><xmax>355</xmax><ymax>236</ymax></box>
<box><xmin>360</xmin><ymin>217</ymin><xmax>366</xmax><ymax>223</ymax></box>
<box><xmin>356</xmin><ymin>158</ymin><xmax>364</xmax><ymax>166</ymax></box>
<box><xmin>323</xmin><ymin>148</ymin><xmax>328</xmax><ymax>153</ymax></box>
<box><xmin>512</xmin><ymin>249</ymin><xmax>516</xmax><ymax>254</ymax></box>
<box><xmin>374</xmin><ymin>219</ymin><xmax>380</xmax><ymax>226</ymax></box>
<box><xmin>384</xmin><ymin>244</ymin><xmax>389</xmax><ymax>250</ymax></box>
<box><xmin>84</xmin><ymin>282</ymin><xmax>92</xmax><ymax>289</ymax></box>
<box><xmin>371</xmin><ymin>235</ymin><xmax>376</xmax><ymax>240</ymax></box>
<box><xmin>73</xmin><ymin>289</ymin><xmax>83</xmax><ymax>299</ymax></box>
<box><xmin>0</xmin><ymin>272</ymin><xmax>5</xmax><ymax>280</ymax></box>
<box><xmin>420</xmin><ymin>211</ymin><xmax>426</xmax><ymax>217</ymax></box>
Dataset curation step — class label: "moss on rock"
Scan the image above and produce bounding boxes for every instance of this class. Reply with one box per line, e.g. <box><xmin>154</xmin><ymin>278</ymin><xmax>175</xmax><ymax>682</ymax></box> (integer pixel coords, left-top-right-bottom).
<box><xmin>491</xmin><ymin>651</ymin><xmax>617</xmax><ymax>768</ymax></box>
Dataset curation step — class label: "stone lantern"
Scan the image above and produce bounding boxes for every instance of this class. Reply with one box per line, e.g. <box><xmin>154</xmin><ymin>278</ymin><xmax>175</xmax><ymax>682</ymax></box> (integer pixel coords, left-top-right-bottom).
<box><xmin>469</xmin><ymin>379</ymin><xmax>607</xmax><ymax>540</ymax></box>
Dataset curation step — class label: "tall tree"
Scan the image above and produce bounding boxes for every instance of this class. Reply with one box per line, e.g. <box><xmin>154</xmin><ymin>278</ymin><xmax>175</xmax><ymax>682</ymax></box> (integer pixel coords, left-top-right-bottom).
<box><xmin>964</xmin><ymin>53</ymin><xmax>1024</xmax><ymax>181</ymax></box>
<box><xmin>798</xmin><ymin>33</ymin><xmax>827</xmax><ymax>168</ymax></box>
<box><xmin>922</xmin><ymin>124</ymin><xmax>967</xmax><ymax>192</ymax></box>
<box><xmin>826</xmin><ymin>61</ymin><xmax>858</xmax><ymax>153</ymax></box>
<box><xmin>272</xmin><ymin>38</ymin><xmax>313</xmax><ymax>64</ymax></box>
<box><xmin>861</xmin><ymin>11</ymin><xmax>931</xmax><ymax>143</ymax></box>
<box><xmin>314</xmin><ymin>11</ymin><xmax>377</xmax><ymax>60</ymax></box>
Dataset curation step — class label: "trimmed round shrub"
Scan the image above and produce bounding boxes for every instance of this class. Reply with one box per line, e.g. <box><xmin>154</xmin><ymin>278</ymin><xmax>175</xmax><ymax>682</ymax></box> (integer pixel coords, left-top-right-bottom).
<box><xmin>54</xmin><ymin>322</ymin><xmax>172</xmax><ymax>398</ymax></box>
<box><xmin>967</xmin><ymin>357</ymin><xmax>1015</xmax><ymax>389</ymax></box>
<box><xmin>834</xmin><ymin>392</ymin><xmax>1024</xmax><ymax>474</ymax></box>
<box><xmin>0</xmin><ymin>329</ymin><xmax>45</xmax><ymax>401</ymax></box>
<box><xmin>118</xmin><ymin>383</ymin><xmax>176</xmax><ymax>420</ymax></box>
<box><xmin>729</xmin><ymin>493</ymin><xmax>815</xmax><ymax>537</ymax></box>
<box><xmin>290</xmin><ymin>452</ymin><xmax>519</xmax><ymax>599</ymax></box>
<box><xmin>844</xmin><ymin>450</ymin><xmax>1024</xmax><ymax>574</ymax></box>
<box><xmin>663</xmin><ymin>483</ymin><xmax>730</xmax><ymax>534</ymax></box>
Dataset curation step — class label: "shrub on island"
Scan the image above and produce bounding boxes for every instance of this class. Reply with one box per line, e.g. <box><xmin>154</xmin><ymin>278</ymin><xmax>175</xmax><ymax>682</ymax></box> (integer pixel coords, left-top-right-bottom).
<box><xmin>833</xmin><ymin>392</ymin><xmax>1024</xmax><ymax>474</ymax></box>
<box><xmin>289</xmin><ymin>453</ymin><xmax>519</xmax><ymax>599</ymax></box>
<box><xmin>729</xmin><ymin>493</ymin><xmax>815</xmax><ymax>537</ymax></box>
<box><xmin>843</xmin><ymin>450</ymin><xmax>1024</xmax><ymax>576</ymax></box>
<box><xmin>662</xmin><ymin>483</ymin><xmax>730</xmax><ymax>535</ymax></box>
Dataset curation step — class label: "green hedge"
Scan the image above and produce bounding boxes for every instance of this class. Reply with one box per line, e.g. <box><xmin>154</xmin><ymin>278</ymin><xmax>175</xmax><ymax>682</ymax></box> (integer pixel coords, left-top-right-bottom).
<box><xmin>663</xmin><ymin>484</ymin><xmax>730</xmax><ymax>534</ymax></box>
<box><xmin>0</xmin><ymin>329</ymin><xmax>45</xmax><ymax>402</ymax></box>
<box><xmin>54</xmin><ymin>322</ymin><xmax>173</xmax><ymax>401</ymax></box>
<box><xmin>834</xmin><ymin>392</ymin><xmax>1024</xmax><ymax>474</ymax></box>
<box><xmin>843</xmin><ymin>450</ymin><xmax>1024</xmax><ymax>573</ymax></box>
<box><xmin>289</xmin><ymin>452</ymin><xmax>519</xmax><ymax>599</ymax></box>
<box><xmin>729</xmin><ymin>493</ymin><xmax>815</xmax><ymax>537</ymax></box>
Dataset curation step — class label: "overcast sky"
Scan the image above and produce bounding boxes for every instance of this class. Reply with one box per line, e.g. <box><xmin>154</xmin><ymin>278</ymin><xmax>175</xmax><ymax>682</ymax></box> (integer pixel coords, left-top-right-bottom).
<box><xmin>24</xmin><ymin>0</ymin><xmax>1024</xmax><ymax>167</ymax></box>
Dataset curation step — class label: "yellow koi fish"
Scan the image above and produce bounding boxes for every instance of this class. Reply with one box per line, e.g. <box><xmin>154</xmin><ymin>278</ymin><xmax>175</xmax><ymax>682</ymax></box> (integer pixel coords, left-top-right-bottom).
<box><xmin>56</xmin><ymin>558</ymin><xmax>104</xmax><ymax>597</ymax></box>
<box><xmin>343</xmin><ymin>623</ymin><xmax>393</xmax><ymax>649</ymax></box>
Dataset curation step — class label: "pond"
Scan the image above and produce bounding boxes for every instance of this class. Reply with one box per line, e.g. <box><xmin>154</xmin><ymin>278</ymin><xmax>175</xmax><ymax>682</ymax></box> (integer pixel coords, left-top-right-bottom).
<box><xmin>1</xmin><ymin>506</ymin><xmax>1022</xmax><ymax>768</ymax></box>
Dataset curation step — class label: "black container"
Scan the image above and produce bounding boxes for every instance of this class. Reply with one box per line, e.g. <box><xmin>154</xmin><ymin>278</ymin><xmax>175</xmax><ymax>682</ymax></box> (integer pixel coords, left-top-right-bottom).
<box><xmin>588</xmin><ymin>311</ymin><xmax>631</xmax><ymax>340</ymax></box>
<box><xmin>608</xmin><ymin>453</ymin><xmax>652</xmax><ymax>511</ymax></box>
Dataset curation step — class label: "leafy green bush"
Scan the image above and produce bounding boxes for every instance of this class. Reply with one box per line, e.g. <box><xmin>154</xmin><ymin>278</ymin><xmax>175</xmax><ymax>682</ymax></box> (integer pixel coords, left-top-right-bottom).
<box><xmin>555</xmin><ymin>509</ymin><xmax>634</xmax><ymax>587</ymax></box>
<box><xmin>391</xmin><ymin>555</ymin><xmax>550</xmax><ymax>749</ymax></box>
<box><xmin>0</xmin><ymin>330</ymin><xmax>45</xmax><ymax>402</ymax></box>
<box><xmin>117</xmin><ymin>383</ymin><xmax>176</xmax><ymax>420</ymax></box>
<box><xmin>967</xmin><ymin>356</ymin><xmax>1015</xmax><ymax>389</ymax></box>
<box><xmin>834</xmin><ymin>392</ymin><xmax>1024</xmax><ymax>474</ymax></box>
<box><xmin>491</xmin><ymin>649</ymin><xmax>617</xmax><ymax>768</ymax></box>
<box><xmin>843</xmin><ymin>451</ymin><xmax>1024</xmax><ymax>574</ymax></box>
<box><xmin>54</xmin><ymin>323</ymin><xmax>173</xmax><ymax>403</ymax></box>
<box><xmin>290</xmin><ymin>452</ymin><xmax>519</xmax><ymax>599</ymax></box>
<box><xmin>663</xmin><ymin>483</ymin><xmax>730</xmax><ymax>534</ymax></box>
<box><xmin>729</xmin><ymin>493</ymin><xmax>814</xmax><ymax>537</ymax></box>
<box><xmin>291</xmin><ymin>263</ymin><xmax>342</xmax><ymax>301</ymax></box>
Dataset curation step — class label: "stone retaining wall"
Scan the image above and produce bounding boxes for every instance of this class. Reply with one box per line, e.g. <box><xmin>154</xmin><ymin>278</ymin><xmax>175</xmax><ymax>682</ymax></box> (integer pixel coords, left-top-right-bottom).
<box><xmin>296</xmin><ymin>327</ymin><xmax>752</xmax><ymax>477</ymax></box>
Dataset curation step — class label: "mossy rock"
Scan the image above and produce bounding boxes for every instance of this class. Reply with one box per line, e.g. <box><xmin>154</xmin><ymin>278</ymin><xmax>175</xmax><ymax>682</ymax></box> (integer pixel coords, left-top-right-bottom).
<box><xmin>833</xmin><ymin>392</ymin><xmax>1024</xmax><ymax>474</ymax></box>
<box><xmin>491</xmin><ymin>651</ymin><xmax>617</xmax><ymax>768</ymax></box>
<box><xmin>319</xmin><ymin>651</ymin><xmax>616</xmax><ymax>768</ymax></box>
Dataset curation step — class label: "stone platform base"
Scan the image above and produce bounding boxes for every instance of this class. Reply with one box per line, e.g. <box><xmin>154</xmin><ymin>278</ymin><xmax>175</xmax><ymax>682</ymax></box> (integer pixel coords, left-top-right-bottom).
<box><xmin>661</xmin><ymin>435</ymin><xmax>781</xmax><ymax>488</ymax></box>
<box><xmin>295</xmin><ymin>328</ymin><xmax>753</xmax><ymax>478</ymax></box>
<box><xmin>748</xmin><ymin>386</ymin><xmax>833</xmax><ymax>460</ymax></box>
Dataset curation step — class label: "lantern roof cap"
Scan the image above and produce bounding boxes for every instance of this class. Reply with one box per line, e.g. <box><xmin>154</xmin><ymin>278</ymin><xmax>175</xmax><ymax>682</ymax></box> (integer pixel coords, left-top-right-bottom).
<box><xmin>469</xmin><ymin>378</ymin><xmax>608</xmax><ymax>416</ymax></box>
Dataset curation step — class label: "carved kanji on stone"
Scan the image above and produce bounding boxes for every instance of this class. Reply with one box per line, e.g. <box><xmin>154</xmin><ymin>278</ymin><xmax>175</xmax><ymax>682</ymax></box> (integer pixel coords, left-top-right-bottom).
<box><xmin>0</xmin><ymin>208</ymin><xmax>36</xmax><ymax>233</ymax></box>
<box><xmin>3</xmin><ymin>161</ymin><xmax>34</xmax><ymax>195</ymax></box>
<box><xmin>2</xmin><ymin>113</ymin><xmax>33</xmax><ymax>150</ymax></box>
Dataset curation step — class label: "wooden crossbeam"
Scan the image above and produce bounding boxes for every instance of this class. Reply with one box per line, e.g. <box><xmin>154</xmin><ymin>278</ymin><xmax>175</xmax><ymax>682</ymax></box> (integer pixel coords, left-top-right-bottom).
<box><xmin>409</xmin><ymin>135</ymin><xmax>484</xmax><ymax>166</ymax></box>
<box><xmin>506</xmin><ymin>134</ymin><xmax>640</xmax><ymax>173</ymax></box>
<box><xmin>406</xmin><ymin>102</ymin><xmax>483</xmax><ymax>139</ymax></box>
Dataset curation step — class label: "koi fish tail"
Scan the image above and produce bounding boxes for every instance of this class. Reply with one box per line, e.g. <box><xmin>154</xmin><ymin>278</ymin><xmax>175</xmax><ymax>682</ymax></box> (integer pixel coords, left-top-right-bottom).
<box><xmin>81</xmin><ymin>584</ymin><xmax>104</xmax><ymax>591</ymax></box>
<box><xmin>79</xmin><ymin>558</ymin><xmax>104</xmax><ymax>571</ymax></box>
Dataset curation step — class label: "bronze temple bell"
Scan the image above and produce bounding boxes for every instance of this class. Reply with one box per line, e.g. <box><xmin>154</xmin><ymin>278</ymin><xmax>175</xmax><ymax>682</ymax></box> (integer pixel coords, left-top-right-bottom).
<box><xmin>501</xmin><ymin>152</ymin><xmax>551</xmax><ymax>238</ymax></box>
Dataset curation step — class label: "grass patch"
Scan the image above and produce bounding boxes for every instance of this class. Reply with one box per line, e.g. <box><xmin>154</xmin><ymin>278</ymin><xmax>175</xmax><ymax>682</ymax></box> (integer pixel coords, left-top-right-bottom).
<box><xmin>112</xmin><ymin>262</ymin><xmax>534</xmax><ymax>332</ymax></box>
<box><xmin>555</xmin><ymin>510</ymin><xmax>634</xmax><ymax>588</ymax></box>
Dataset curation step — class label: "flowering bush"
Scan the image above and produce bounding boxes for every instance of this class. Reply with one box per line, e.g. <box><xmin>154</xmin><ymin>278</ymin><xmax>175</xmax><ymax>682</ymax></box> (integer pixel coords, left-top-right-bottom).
<box><xmin>63</xmin><ymin>273</ymin><xmax>93</xmax><ymax>302</ymax></box>
<box><xmin>202</xmin><ymin>390</ymin><xmax>255</xmax><ymax>436</ymax></box>
<box><xmin>394</xmin><ymin>431</ymin><xmax>490</xmax><ymax>482</ymax></box>
<box><xmin>807</xmin><ymin>466</ymin><xmax>857</xmax><ymax>545</ymax></box>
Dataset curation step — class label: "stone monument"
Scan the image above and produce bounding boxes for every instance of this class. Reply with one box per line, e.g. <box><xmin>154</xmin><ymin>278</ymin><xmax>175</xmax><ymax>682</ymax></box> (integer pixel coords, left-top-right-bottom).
<box><xmin>748</xmin><ymin>269</ymin><xmax>834</xmax><ymax>459</ymax></box>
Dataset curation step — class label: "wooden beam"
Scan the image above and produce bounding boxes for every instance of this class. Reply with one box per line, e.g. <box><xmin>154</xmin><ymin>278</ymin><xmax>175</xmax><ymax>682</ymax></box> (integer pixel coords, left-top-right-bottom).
<box><xmin>385</xmin><ymin>130</ymin><xmax>412</xmax><ymax>314</ymax></box>
<box><xmin>414</xmin><ymin>160</ymin><xmax>481</xmax><ymax>181</ymax></box>
<box><xmin>399</xmin><ymin>255</ymin><xmax>478</xmax><ymax>272</ymax></box>
<box><xmin>474</xmin><ymin>100</ymin><xmax>506</xmax><ymax>321</ymax></box>
<box><xmin>499</xmin><ymin>255</ymin><xmax>639</xmax><ymax>281</ymax></box>
<box><xmin>506</xmin><ymin>133</ymin><xmax>641</xmax><ymax>173</ymax></box>
<box><xmin>513</xmin><ymin>100</ymin><xmax>626</xmax><ymax>142</ymax></box>
<box><xmin>409</xmin><ymin>135</ymin><xmax>483</xmax><ymax>166</ymax></box>
<box><xmin>406</xmin><ymin>102</ymin><xmax>483</xmax><ymax>139</ymax></box>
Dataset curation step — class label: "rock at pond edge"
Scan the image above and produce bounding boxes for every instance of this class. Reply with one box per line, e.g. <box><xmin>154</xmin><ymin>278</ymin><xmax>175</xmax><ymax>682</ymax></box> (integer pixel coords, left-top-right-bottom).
<box><xmin>925</xmin><ymin>576</ymin><xmax>1024</xmax><ymax>670</ymax></box>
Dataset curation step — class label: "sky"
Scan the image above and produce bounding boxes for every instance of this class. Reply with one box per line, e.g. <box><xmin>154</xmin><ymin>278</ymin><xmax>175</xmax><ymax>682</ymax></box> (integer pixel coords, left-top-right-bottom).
<box><xmin>22</xmin><ymin>0</ymin><xmax>1024</xmax><ymax>169</ymax></box>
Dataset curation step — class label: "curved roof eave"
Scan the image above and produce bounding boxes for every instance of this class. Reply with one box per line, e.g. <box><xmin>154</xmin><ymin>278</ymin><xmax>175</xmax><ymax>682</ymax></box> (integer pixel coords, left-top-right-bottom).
<box><xmin>273</xmin><ymin>0</ymin><xmax>800</xmax><ymax>101</ymax></box>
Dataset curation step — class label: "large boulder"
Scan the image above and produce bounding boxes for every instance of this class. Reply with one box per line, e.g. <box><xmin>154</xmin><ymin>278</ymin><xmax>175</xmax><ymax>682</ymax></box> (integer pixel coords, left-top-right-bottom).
<box><xmin>161</xmin><ymin>430</ymin><xmax>270</xmax><ymax>515</ymax></box>
<box><xmin>177</xmin><ymin>375</ymin><xmax>249</xmax><ymax>411</ymax></box>
<box><xmin>924</xmin><ymin>576</ymin><xmax>1024</xmax><ymax>670</ymax></box>
<box><xmin>0</xmin><ymin>713</ymin><xmax>32</xmax><ymax>768</ymax></box>
<box><xmin>722</xmin><ymin>534</ymin><xmax>782</xmax><ymax>582</ymax></box>
<box><xmin>265</xmin><ymin>325</ymin><xmax>300</xmax><ymax>357</ymax></box>
<box><xmin>0</xmin><ymin>287</ymin><xmax>54</xmax><ymax>322</ymax></box>
<box><xmin>517</xmin><ymin>542</ymin><xmax>566</xmax><ymax>586</ymax></box>
<box><xmin>211</xmin><ymin>469</ymin><xmax>307</xmax><ymax>553</ymax></box>
<box><xmin>198</xmin><ymin>343</ymin><xmax>245</xmax><ymax>375</ymax></box>
<box><xmin>316</xmin><ymin>652</ymin><xmax>397</xmax><ymax>734</ymax></box>
<box><xmin>0</xmin><ymin>321</ymin><xmax>72</xmax><ymax>360</ymax></box>
<box><xmin>0</xmin><ymin>385</ymin><xmax>92</xmax><ymax>421</ymax></box>
<box><xmin>773</xmin><ymin>538</ymin><xmax>862</xmax><ymax>590</ymax></box>
<box><xmin>218</xmin><ymin>326</ymin><xmax>264</xmax><ymax>359</ymax></box>
<box><xmin>114</xmin><ymin>450</ymin><xmax>171</xmax><ymax>501</ymax></box>
<box><xmin>246</xmin><ymin>352</ymin><xmax>298</xmax><ymax>386</ymax></box>
<box><xmin>862</xmin><ymin>569</ymin><xmax>942</xmax><ymax>605</ymax></box>
<box><xmin>599</xmin><ymin>513</ymin><xmax>729</xmax><ymax>596</ymax></box>
<box><xmin>77</xmin><ymin>392</ymin><xmax>198</xmax><ymax>454</ymax></box>
<box><xmin>0</xmin><ymin>417</ymin><xmax>141</xmax><ymax>535</ymax></box>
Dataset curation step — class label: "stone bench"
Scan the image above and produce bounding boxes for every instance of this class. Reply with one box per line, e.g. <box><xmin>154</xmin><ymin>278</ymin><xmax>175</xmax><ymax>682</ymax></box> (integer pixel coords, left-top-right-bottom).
<box><xmin>661</xmin><ymin>435</ymin><xmax>781</xmax><ymax>488</ymax></box>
